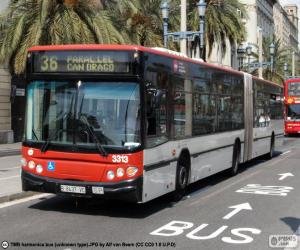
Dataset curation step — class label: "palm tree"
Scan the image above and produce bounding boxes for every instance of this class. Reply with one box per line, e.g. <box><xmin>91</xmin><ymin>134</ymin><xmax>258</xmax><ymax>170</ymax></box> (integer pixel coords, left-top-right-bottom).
<box><xmin>109</xmin><ymin>0</ymin><xmax>180</xmax><ymax>47</ymax></box>
<box><xmin>109</xmin><ymin>0</ymin><xmax>246</xmax><ymax>56</ymax></box>
<box><xmin>188</xmin><ymin>0</ymin><xmax>247</xmax><ymax>59</ymax></box>
<box><xmin>240</xmin><ymin>36</ymin><xmax>288</xmax><ymax>84</ymax></box>
<box><xmin>261</xmin><ymin>37</ymin><xmax>286</xmax><ymax>83</ymax></box>
<box><xmin>0</xmin><ymin>0</ymin><xmax>124</xmax><ymax>75</ymax></box>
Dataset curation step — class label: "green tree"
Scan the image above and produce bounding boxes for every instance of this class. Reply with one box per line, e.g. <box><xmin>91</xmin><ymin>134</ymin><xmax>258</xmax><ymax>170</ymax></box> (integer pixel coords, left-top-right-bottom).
<box><xmin>109</xmin><ymin>0</ymin><xmax>247</xmax><ymax>56</ymax></box>
<box><xmin>188</xmin><ymin>0</ymin><xmax>247</xmax><ymax>58</ymax></box>
<box><xmin>0</xmin><ymin>0</ymin><xmax>124</xmax><ymax>74</ymax></box>
<box><xmin>262</xmin><ymin>36</ymin><xmax>288</xmax><ymax>84</ymax></box>
<box><xmin>109</xmin><ymin>0</ymin><xmax>180</xmax><ymax>47</ymax></box>
<box><xmin>240</xmin><ymin>36</ymin><xmax>289</xmax><ymax>85</ymax></box>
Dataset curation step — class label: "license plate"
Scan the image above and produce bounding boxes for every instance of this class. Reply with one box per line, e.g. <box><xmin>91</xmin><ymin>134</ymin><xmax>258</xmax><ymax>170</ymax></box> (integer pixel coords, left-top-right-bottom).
<box><xmin>92</xmin><ymin>186</ymin><xmax>104</xmax><ymax>194</ymax></box>
<box><xmin>60</xmin><ymin>185</ymin><xmax>86</xmax><ymax>194</ymax></box>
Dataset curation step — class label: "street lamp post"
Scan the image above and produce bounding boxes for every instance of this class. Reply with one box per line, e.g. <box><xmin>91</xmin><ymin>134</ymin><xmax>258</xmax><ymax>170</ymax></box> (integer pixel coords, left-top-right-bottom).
<box><xmin>237</xmin><ymin>44</ymin><xmax>246</xmax><ymax>71</ymax></box>
<box><xmin>239</xmin><ymin>43</ymin><xmax>276</xmax><ymax>76</ymax></box>
<box><xmin>269</xmin><ymin>42</ymin><xmax>275</xmax><ymax>74</ymax></box>
<box><xmin>161</xmin><ymin>0</ymin><xmax>207</xmax><ymax>58</ymax></box>
<box><xmin>246</xmin><ymin>45</ymin><xmax>252</xmax><ymax>73</ymax></box>
<box><xmin>197</xmin><ymin>0</ymin><xmax>207</xmax><ymax>58</ymax></box>
<box><xmin>284</xmin><ymin>63</ymin><xmax>288</xmax><ymax>80</ymax></box>
<box><xmin>161</xmin><ymin>1</ymin><xmax>169</xmax><ymax>49</ymax></box>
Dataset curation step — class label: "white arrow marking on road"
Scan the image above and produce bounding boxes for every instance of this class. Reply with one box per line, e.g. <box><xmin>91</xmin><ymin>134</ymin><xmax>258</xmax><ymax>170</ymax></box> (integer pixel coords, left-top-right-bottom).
<box><xmin>278</xmin><ymin>173</ymin><xmax>294</xmax><ymax>181</ymax></box>
<box><xmin>223</xmin><ymin>203</ymin><xmax>253</xmax><ymax>220</ymax></box>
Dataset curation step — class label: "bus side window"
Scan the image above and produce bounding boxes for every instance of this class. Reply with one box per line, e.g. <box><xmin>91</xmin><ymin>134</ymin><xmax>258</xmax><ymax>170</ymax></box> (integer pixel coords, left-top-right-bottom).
<box><xmin>144</xmin><ymin>66</ymin><xmax>169</xmax><ymax>148</ymax></box>
<box><xmin>146</xmin><ymin>87</ymin><xmax>168</xmax><ymax>148</ymax></box>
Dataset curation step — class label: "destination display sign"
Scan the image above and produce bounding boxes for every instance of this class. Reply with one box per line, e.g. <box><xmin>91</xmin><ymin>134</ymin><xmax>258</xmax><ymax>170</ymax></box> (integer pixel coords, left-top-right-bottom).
<box><xmin>33</xmin><ymin>51</ymin><xmax>131</xmax><ymax>74</ymax></box>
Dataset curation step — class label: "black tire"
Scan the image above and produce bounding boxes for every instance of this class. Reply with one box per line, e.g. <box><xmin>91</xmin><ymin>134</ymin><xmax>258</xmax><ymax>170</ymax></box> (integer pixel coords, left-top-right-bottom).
<box><xmin>228</xmin><ymin>142</ymin><xmax>240</xmax><ymax>176</ymax></box>
<box><xmin>268</xmin><ymin>135</ymin><xmax>275</xmax><ymax>159</ymax></box>
<box><xmin>170</xmin><ymin>163</ymin><xmax>189</xmax><ymax>202</ymax></box>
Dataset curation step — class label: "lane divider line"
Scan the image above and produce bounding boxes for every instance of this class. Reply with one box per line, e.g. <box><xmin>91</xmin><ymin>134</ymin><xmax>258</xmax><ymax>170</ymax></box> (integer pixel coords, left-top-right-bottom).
<box><xmin>0</xmin><ymin>175</ymin><xmax>20</xmax><ymax>181</ymax></box>
<box><xmin>0</xmin><ymin>194</ymin><xmax>52</xmax><ymax>209</ymax></box>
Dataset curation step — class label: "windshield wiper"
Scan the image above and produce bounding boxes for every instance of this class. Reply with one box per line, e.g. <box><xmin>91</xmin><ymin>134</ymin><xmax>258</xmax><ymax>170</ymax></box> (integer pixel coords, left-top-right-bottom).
<box><xmin>41</xmin><ymin>93</ymin><xmax>75</xmax><ymax>153</ymax></box>
<box><xmin>40</xmin><ymin>127</ymin><xmax>62</xmax><ymax>153</ymax></box>
<box><xmin>40</xmin><ymin>111</ymin><xmax>71</xmax><ymax>153</ymax></box>
<box><xmin>32</xmin><ymin>128</ymin><xmax>39</xmax><ymax>140</ymax></box>
<box><xmin>79</xmin><ymin>114</ymin><xmax>108</xmax><ymax>157</ymax></box>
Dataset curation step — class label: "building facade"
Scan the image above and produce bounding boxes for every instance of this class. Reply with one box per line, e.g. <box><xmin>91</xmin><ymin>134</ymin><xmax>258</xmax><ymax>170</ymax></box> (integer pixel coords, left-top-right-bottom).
<box><xmin>208</xmin><ymin>0</ymin><xmax>277</xmax><ymax>69</ymax></box>
<box><xmin>274</xmin><ymin>3</ymin><xmax>291</xmax><ymax>49</ymax></box>
<box><xmin>284</xmin><ymin>4</ymin><xmax>299</xmax><ymax>53</ymax></box>
<box><xmin>0</xmin><ymin>0</ymin><xmax>13</xmax><ymax>143</ymax></box>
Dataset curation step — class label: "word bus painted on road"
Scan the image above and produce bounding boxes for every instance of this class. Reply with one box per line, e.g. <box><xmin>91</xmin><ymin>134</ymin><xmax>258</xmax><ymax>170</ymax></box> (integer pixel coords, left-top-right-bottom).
<box><xmin>284</xmin><ymin>78</ymin><xmax>300</xmax><ymax>135</ymax></box>
<box><xmin>21</xmin><ymin>44</ymin><xmax>284</xmax><ymax>203</ymax></box>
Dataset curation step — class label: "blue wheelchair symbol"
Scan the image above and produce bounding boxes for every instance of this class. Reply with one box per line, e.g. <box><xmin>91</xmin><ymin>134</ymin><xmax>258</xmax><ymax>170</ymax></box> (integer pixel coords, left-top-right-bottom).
<box><xmin>47</xmin><ymin>162</ymin><xmax>55</xmax><ymax>171</ymax></box>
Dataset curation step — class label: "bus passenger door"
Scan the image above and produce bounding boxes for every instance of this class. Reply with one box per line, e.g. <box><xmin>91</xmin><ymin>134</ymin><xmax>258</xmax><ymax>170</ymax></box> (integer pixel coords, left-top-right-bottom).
<box><xmin>243</xmin><ymin>73</ymin><xmax>253</xmax><ymax>162</ymax></box>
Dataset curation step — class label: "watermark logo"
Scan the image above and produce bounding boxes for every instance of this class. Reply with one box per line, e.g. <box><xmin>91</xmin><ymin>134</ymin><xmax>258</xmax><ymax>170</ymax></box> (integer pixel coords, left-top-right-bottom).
<box><xmin>1</xmin><ymin>241</ymin><xmax>9</xmax><ymax>249</ymax></box>
<box><xmin>269</xmin><ymin>235</ymin><xmax>298</xmax><ymax>248</ymax></box>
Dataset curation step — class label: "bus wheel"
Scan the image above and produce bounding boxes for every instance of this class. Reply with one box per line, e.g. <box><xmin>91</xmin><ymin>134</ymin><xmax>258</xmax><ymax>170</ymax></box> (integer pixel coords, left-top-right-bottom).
<box><xmin>268</xmin><ymin>135</ymin><xmax>275</xmax><ymax>159</ymax></box>
<box><xmin>228</xmin><ymin>142</ymin><xmax>240</xmax><ymax>176</ymax></box>
<box><xmin>170</xmin><ymin>164</ymin><xmax>189</xmax><ymax>202</ymax></box>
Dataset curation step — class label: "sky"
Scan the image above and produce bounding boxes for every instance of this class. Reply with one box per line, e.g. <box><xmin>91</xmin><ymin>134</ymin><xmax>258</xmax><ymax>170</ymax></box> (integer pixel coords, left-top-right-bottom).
<box><xmin>279</xmin><ymin>0</ymin><xmax>300</xmax><ymax>43</ymax></box>
<box><xmin>0</xmin><ymin>0</ymin><xmax>9</xmax><ymax>12</ymax></box>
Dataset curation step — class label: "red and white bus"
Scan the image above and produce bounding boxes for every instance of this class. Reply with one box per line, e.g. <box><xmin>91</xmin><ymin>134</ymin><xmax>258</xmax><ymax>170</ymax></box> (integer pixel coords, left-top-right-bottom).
<box><xmin>21</xmin><ymin>45</ymin><xmax>284</xmax><ymax>203</ymax></box>
<box><xmin>284</xmin><ymin>77</ymin><xmax>300</xmax><ymax>135</ymax></box>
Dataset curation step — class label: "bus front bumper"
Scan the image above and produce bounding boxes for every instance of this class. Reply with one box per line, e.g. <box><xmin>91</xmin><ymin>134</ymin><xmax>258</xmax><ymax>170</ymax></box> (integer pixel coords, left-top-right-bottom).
<box><xmin>21</xmin><ymin>170</ymin><xmax>143</xmax><ymax>202</ymax></box>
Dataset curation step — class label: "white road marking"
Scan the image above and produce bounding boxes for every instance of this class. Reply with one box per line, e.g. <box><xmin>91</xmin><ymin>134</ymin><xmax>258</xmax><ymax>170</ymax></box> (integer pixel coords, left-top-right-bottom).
<box><xmin>223</xmin><ymin>203</ymin><xmax>252</xmax><ymax>220</ymax></box>
<box><xmin>0</xmin><ymin>175</ymin><xmax>20</xmax><ymax>181</ymax></box>
<box><xmin>0</xmin><ymin>167</ymin><xmax>20</xmax><ymax>171</ymax></box>
<box><xmin>188</xmin><ymin>170</ymin><xmax>263</xmax><ymax>206</ymax></box>
<box><xmin>188</xmin><ymin>149</ymin><xmax>297</xmax><ymax>206</ymax></box>
<box><xmin>0</xmin><ymin>194</ymin><xmax>52</xmax><ymax>209</ymax></box>
<box><xmin>278</xmin><ymin>173</ymin><xmax>294</xmax><ymax>181</ymax></box>
<box><xmin>236</xmin><ymin>184</ymin><xmax>293</xmax><ymax>196</ymax></box>
<box><xmin>0</xmin><ymin>155</ymin><xmax>20</xmax><ymax>160</ymax></box>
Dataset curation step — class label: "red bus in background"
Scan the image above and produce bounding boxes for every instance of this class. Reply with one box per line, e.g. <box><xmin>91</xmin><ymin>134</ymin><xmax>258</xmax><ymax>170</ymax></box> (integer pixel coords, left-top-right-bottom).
<box><xmin>284</xmin><ymin>78</ymin><xmax>300</xmax><ymax>135</ymax></box>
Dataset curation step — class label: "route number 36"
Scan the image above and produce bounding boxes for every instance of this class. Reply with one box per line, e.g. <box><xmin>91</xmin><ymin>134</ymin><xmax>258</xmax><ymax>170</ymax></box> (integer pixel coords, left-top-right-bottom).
<box><xmin>41</xmin><ymin>56</ymin><xmax>58</xmax><ymax>72</ymax></box>
<box><xmin>112</xmin><ymin>155</ymin><xmax>129</xmax><ymax>163</ymax></box>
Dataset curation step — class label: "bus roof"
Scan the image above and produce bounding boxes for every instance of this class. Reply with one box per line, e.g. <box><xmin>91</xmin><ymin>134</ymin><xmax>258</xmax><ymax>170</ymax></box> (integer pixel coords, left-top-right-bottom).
<box><xmin>252</xmin><ymin>75</ymin><xmax>283</xmax><ymax>87</ymax></box>
<box><xmin>27</xmin><ymin>44</ymin><xmax>282</xmax><ymax>87</ymax></box>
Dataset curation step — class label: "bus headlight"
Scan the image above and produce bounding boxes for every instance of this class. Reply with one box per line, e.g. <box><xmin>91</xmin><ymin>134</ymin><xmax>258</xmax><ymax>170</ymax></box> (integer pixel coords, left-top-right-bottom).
<box><xmin>107</xmin><ymin>170</ymin><xmax>115</xmax><ymax>180</ymax></box>
<box><xmin>126</xmin><ymin>167</ymin><xmax>138</xmax><ymax>177</ymax></box>
<box><xmin>28</xmin><ymin>161</ymin><xmax>36</xmax><ymax>169</ymax></box>
<box><xmin>20</xmin><ymin>158</ymin><xmax>27</xmax><ymax>167</ymax></box>
<box><xmin>36</xmin><ymin>165</ymin><xmax>43</xmax><ymax>174</ymax></box>
<box><xmin>116</xmin><ymin>168</ymin><xmax>125</xmax><ymax>177</ymax></box>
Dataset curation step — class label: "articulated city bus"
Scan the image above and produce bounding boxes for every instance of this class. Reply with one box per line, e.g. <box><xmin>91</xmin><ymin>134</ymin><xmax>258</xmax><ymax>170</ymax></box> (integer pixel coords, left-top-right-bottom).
<box><xmin>21</xmin><ymin>45</ymin><xmax>284</xmax><ymax>203</ymax></box>
<box><xmin>284</xmin><ymin>78</ymin><xmax>300</xmax><ymax>135</ymax></box>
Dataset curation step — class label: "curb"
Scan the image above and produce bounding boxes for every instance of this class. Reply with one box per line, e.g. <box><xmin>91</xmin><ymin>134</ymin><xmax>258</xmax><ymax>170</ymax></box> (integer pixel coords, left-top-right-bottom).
<box><xmin>0</xmin><ymin>191</ymin><xmax>38</xmax><ymax>204</ymax></box>
<box><xmin>0</xmin><ymin>149</ymin><xmax>21</xmax><ymax>157</ymax></box>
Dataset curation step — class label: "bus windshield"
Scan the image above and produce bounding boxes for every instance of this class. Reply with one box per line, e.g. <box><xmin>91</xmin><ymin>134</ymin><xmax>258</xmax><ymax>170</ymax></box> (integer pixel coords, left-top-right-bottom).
<box><xmin>288</xmin><ymin>82</ymin><xmax>300</xmax><ymax>96</ymax></box>
<box><xmin>287</xmin><ymin>104</ymin><xmax>300</xmax><ymax>120</ymax></box>
<box><xmin>25</xmin><ymin>81</ymin><xmax>141</xmax><ymax>149</ymax></box>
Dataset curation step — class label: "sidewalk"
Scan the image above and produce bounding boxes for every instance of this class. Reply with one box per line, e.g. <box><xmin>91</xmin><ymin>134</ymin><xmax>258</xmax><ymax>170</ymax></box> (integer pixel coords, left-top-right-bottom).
<box><xmin>0</xmin><ymin>143</ymin><xmax>38</xmax><ymax>203</ymax></box>
<box><xmin>0</xmin><ymin>142</ymin><xmax>21</xmax><ymax>157</ymax></box>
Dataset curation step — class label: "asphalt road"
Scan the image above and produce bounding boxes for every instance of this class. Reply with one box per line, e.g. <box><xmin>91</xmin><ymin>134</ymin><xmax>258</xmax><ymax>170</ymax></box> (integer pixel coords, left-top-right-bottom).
<box><xmin>0</xmin><ymin>137</ymin><xmax>300</xmax><ymax>250</ymax></box>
